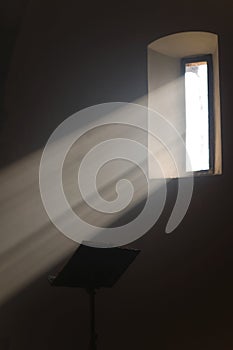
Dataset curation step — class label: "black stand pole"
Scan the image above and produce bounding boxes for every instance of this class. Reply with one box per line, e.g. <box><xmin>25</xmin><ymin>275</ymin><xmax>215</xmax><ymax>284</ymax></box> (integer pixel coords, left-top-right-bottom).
<box><xmin>87</xmin><ymin>289</ymin><xmax>97</xmax><ymax>350</ymax></box>
<box><xmin>48</xmin><ymin>245</ymin><xmax>140</xmax><ymax>349</ymax></box>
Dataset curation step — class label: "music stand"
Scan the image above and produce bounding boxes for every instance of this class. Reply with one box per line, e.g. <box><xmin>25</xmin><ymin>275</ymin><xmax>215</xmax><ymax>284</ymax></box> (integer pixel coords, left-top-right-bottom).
<box><xmin>48</xmin><ymin>244</ymin><xmax>140</xmax><ymax>350</ymax></box>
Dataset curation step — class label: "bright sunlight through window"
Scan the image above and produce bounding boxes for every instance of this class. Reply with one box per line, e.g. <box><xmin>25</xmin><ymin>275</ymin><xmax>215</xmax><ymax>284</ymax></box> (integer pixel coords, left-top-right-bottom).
<box><xmin>184</xmin><ymin>59</ymin><xmax>210</xmax><ymax>172</ymax></box>
<box><xmin>148</xmin><ymin>32</ymin><xmax>222</xmax><ymax>178</ymax></box>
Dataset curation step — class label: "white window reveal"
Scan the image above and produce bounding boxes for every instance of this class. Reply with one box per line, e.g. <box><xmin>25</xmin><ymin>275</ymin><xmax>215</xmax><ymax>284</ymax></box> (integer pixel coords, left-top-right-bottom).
<box><xmin>148</xmin><ymin>32</ymin><xmax>222</xmax><ymax>178</ymax></box>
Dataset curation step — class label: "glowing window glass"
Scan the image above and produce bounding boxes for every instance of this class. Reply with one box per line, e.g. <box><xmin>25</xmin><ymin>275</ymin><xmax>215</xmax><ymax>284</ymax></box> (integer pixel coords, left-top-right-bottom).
<box><xmin>183</xmin><ymin>56</ymin><xmax>214</xmax><ymax>172</ymax></box>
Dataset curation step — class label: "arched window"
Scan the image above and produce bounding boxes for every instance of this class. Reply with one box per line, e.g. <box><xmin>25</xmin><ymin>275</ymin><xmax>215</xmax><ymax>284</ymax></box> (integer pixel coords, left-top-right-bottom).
<box><xmin>148</xmin><ymin>31</ymin><xmax>222</xmax><ymax>177</ymax></box>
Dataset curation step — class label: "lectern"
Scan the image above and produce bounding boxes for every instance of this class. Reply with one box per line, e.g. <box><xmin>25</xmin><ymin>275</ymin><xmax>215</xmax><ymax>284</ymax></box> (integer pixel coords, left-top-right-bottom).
<box><xmin>48</xmin><ymin>244</ymin><xmax>140</xmax><ymax>349</ymax></box>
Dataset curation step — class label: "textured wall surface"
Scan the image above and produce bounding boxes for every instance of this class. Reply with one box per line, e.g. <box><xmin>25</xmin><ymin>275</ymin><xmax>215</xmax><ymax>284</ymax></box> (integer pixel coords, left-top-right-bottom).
<box><xmin>0</xmin><ymin>1</ymin><xmax>233</xmax><ymax>349</ymax></box>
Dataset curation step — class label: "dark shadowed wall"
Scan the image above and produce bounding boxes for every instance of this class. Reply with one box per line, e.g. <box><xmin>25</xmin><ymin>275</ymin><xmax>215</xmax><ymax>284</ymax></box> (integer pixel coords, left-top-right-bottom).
<box><xmin>0</xmin><ymin>1</ymin><xmax>233</xmax><ymax>349</ymax></box>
